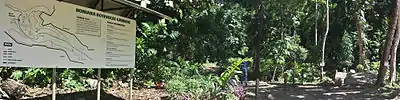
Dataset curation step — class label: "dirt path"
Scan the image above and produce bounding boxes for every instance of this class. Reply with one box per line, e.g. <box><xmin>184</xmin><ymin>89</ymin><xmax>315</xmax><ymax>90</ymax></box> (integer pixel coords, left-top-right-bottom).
<box><xmin>19</xmin><ymin>88</ymin><xmax>167</xmax><ymax>100</ymax></box>
<box><xmin>245</xmin><ymin>82</ymin><xmax>400</xmax><ymax>100</ymax></box>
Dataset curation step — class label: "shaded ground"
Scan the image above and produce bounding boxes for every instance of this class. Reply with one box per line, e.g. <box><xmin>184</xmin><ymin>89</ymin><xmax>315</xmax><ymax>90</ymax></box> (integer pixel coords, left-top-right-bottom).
<box><xmin>245</xmin><ymin>82</ymin><xmax>400</xmax><ymax>100</ymax></box>
<box><xmin>25</xmin><ymin>89</ymin><xmax>123</xmax><ymax>100</ymax></box>
<box><xmin>20</xmin><ymin>88</ymin><xmax>168</xmax><ymax>100</ymax></box>
<box><xmin>21</xmin><ymin>88</ymin><xmax>167</xmax><ymax>100</ymax></box>
<box><xmin>0</xmin><ymin>84</ymin><xmax>167</xmax><ymax>100</ymax></box>
<box><xmin>107</xmin><ymin>88</ymin><xmax>168</xmax><ymax>100</ymax></box>
<box><xmin>0</xmin><ymin>78</ymin><xmax>168</xmax><ymax>100</ymax></box>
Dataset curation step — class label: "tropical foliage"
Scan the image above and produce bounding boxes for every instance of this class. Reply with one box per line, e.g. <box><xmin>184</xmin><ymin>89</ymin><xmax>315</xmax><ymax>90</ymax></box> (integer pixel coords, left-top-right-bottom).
<box><xmin>1</xmin><ymin>0</ymin><xmax>400</xmax><ymax>99</ymax></box>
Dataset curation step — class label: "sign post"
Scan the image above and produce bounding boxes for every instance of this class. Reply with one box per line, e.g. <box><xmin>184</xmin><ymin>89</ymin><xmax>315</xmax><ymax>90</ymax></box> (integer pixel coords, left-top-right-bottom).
<box><xmin>129</xmin><ymin>68</ymin><xmax>134</xmax><ymax>100</ymax></box>
<box><xmin>97</xmin><ymin>68</ymin><xmax>101</xmax><ymax>100</ymax></box>
<box><xmin>52</xmin><ymin>68</ymin><xmax>56</xmax><ymax>100</ymax></box>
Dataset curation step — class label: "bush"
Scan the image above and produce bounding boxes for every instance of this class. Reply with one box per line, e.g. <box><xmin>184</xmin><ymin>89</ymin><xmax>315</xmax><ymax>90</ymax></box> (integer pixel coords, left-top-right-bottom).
<box><xmin>11</xmin><ymin>68</ymin><xmax>90</xmax><ymax>90</ymax></box>
<box><xmin>369</xmin><ymin>61</ymin><xmax>380</xmax><ymax>71</ymax></box>
<box><xmin>157</xmin><ymin>58</ymin><xmax>201</xmax><ymax>81</ymax></box>
<box><xmin>165</xmin><ymin>58</ymin><xmax>249</xmax><ymax>100</ymax></box>
<box><xmin>60</xmin><ymin>69</ymin><xmax>88</xmax><ymax>91</ymax></box>
<box><xmin>165</xmin><ymin>75</ymin><xmax>212</xmax><ymax>99</ymax></box>
<box><xmin>11</xmin><ymin>68</ymin><xmax>51</xmax><ymax>87</ymax></box>
<box><xmin>0</xmin><ymin>67</ymin><xmax>15</xmax><ymax>79</ymax></box>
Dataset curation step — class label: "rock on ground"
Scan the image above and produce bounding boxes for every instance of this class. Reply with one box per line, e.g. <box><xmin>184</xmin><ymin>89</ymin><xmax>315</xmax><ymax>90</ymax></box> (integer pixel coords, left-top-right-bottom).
<box><xmin>0</xmin><ymin>88</ymin><xmax>10</xmax><ymax>99</ymax></box>
<box><xmin>85</xmin><ymin>78</ymin><xmax>98</xmax><ymax>88</ymax></box>
<box><xmin>334</xmin><ymin>72</ymin><xmax>347</xmax><ymax>86</ymax></box>
<box><xmin>344</xmin><ymin>72</ymin><xmax>377</xmax><ymax>85</ymax></box>
<box><xmin>1</xmin><ymin>79</ymin><xmax>27</xmax><ymax>99</ymax></box>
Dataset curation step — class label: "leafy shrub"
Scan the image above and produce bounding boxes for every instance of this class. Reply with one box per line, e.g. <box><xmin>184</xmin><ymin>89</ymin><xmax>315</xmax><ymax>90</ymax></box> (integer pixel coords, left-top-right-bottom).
<box><xmin>165</xmin><ymin>75</ymin><xmax>212</xmax><ymax>99</ymax></box>
<box><xmin>10</xmin><ymin>70</ymin><xmax>23</xmax><ymax>80</ymax></box>
<box><xmin>338</xmin><ymin>31</ymin><xmax>355</xmax><ymax>69</ymax></box>
<box><xmin>60</xmin><ymin>69</ymin><xmax>87</xmax><ymax>91</ymax></box>
<box><xmin>369</xmin><ymin>61</ymin><xmax>380</xmax><ymax>71</ymax></box>
<box><xmin>281</xmin><ymin>63</ymin><xmax>320</xmax><ymax>83</ymax></box>
<box><xmin>145</xmin><ymin>80</ymin><xmax>156</xmax><ymax>88</ymax></box>
<box><xmin>11</xmin><ymin>68</ymin><xmax>90</xmax><ymax>90</ymax></box>
<box><xmin>11</xmin><ymin>68</ymin><xmax>51</xmax><ymax>87</ymax></box>
<box><xmin>165</xmin><ymin>58</ymin><xmax>249</xmax><ymax>100</ymax></box>
<box><xmin>0</xmin><ymin>67</ymin><xmax>15</xmax><ymax>79</ymax></box>
<box><xmin>157</xmin><ymin>58</ymin><xmax>201</xmax><ymax>81</ymax></box>
<box><xmin>165</xmin><ymin>76</ymin><xmax>187</xmax><ymax>94</ymax></box>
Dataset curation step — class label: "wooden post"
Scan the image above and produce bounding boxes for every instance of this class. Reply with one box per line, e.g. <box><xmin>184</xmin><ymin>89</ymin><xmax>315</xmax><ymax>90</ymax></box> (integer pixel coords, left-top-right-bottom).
<box><xmin>129</xmin><ymin>69</ymin><xmax>134</xmax><ymax>100</ymax></box>
<box><xmin>97</xmin><ymin>68</ymin><xmax>101</xmax><ymax>100</ymax></box>
<box><xmin>255</xmin><ymin>79</ymin><xmax>259</xmax><ymax>100</ymax></box>
<box><xmin>52</xmin><ymin>68</ymin><xmax>56</xmax><ymax>100</ymax></box>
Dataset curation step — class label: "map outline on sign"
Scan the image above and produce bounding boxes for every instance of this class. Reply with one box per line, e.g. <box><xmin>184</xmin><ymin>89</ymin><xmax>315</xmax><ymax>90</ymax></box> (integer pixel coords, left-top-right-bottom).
<box><xmin>4</xmin><ymin>4</ymin><xmax>93</xmax><ymax>64</ymax></box>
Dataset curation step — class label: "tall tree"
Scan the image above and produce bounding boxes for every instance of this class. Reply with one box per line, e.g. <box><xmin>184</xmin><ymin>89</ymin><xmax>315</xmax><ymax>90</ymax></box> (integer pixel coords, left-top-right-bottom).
<box><xmin>355</xmin><ymin>0</ymin><xmax>366</xmax><ymax>69</ymax></box>
<box><xmin>389</xmin><ymin>21</ymin><xmax>400</xmax><ymax>85</ymax></box>
<box><xmin>249</xmin><ymin>0</ymin><xmax>267</xmax><ymax>79</ymax></box>
<box><xmin>321</xmin><ymin>0</ymin><xmax>329</xmax><ymax>80</ymax></box>
<box><xmin>376</xmin><ymin>0</ymin><xmax>400</xmax><ymax>87</ymax></box>
<box><xmin>315</xmin><ymin>0</ymin><xmax>318</xmax><ymax>46</ymax></box>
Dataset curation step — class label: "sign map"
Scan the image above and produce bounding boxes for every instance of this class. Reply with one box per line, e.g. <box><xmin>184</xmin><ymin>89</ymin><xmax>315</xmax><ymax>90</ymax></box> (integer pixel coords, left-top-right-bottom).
<box><xmin>0</xmin><ymin>0</ymin><xmax>136</xmax><ymax>68</ymax></box>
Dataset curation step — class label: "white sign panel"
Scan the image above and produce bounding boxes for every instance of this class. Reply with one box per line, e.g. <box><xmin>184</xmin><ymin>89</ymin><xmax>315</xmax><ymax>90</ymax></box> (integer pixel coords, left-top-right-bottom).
<box><xmin>0</xmin><ymin>0</ymin><xmax>136</xmax><ymax>68</ymax></box>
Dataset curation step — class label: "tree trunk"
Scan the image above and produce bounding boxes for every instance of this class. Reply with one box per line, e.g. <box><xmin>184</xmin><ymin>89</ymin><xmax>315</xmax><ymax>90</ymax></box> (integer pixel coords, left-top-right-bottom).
<box><xmin>272</xmin><ymin>65</ymin><xmax>277</xmax><ymax>81</ymax></box>
<box><xmin>321</xmin><ymin>0</ymin><xmax>329</xmax><ymax>81</ymax></box>
<box><xmin>356</xmin><ymin>13</ymin><xmax>366</xmax><ymax>70</ymax></box>
<box><xmin>251</xmin><ymin>0</ymin><xmax>266</xmax><ymax>80</ymax></box>
<box><xmin>376</xmin><ymin>0</ymin><xmax>400</xmax><ymax>87</ymax></box>
<box><xmin>315</xmin><ymin>1</ymin><xmax>319</xmax><ymax>81</ymax></box>
<box><xmin>389</xmin><ymin>20</ymin><xmax>400</xmax><ymax>86</ymax></box>
<box><xmin>292</xmin><ymin>63</ymin><xmax>295</xmax><ymax>85</ymax></box>
<box><xmin>179</xmin><ymin>34</ymin><xmax>187</xmax><ymax>59</ymax></box>
<box><xmin>315</xmin><ymin>0</ymin><xmax>318</xmax><ymax>46</ymax></box>
<box><xmin>355</xmin><ymin>0</ymin><xmax>367</xmax><ymax>71</ymax></box>
<box><xmin>253</xmin><ymin>43</ymin><xmax>261</xmax><ymax>79</ymax></box>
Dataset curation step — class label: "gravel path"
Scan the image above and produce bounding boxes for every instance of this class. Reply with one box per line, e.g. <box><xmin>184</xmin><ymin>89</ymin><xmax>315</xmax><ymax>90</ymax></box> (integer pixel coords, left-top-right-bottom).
<box><xmin>245</xmin><ymin>82</ymin><xmax>400</xmax><ymax>100</ymax></box>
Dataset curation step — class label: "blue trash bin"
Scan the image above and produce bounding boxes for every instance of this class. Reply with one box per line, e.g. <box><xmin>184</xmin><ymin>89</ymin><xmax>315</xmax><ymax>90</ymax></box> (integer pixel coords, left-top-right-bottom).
<box><xmin>240</xmin><ymin>61</ymin><xmax>248</xmax><ymax>86</ymax></box>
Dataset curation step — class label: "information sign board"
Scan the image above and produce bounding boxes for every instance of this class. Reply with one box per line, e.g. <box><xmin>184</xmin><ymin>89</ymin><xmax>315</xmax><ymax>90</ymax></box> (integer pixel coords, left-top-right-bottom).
<box><xmin>0</xmin><ymin>0</ymin><xmax>136</xmax><ymax>68</ymax></box>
